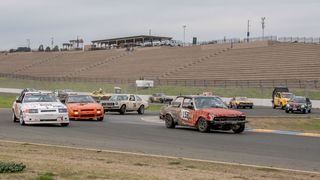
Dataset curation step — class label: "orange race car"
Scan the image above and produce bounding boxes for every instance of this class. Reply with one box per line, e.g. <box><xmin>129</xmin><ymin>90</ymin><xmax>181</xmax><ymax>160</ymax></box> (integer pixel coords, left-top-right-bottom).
<box><xmin>65</xmin><ymin>95</ymin><xmax>104</xmax><ymax>121</ymax></box>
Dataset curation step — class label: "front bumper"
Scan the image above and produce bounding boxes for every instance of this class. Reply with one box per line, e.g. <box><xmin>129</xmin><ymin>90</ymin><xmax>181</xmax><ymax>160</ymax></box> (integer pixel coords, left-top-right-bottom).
<box><xmin>23</xmin><ymin>113</ymin><xmax>69</xmax><ymax>124</ymax></box>
<box><xmin>210</xmin><ymin>120</ymin><xmax>247</xmax><ymax>125</ymax></box>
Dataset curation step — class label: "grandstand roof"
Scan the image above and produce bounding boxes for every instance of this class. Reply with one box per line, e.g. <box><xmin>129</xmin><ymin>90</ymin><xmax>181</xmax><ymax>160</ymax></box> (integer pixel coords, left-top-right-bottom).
<box><xmin>91</xmin><ymin>35</ymin><xmax>172</xmax><ymax>45</ymax></box>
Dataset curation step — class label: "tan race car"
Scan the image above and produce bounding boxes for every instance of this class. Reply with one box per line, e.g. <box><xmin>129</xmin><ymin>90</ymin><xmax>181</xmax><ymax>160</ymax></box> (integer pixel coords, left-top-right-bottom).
<box><xmin>102</xmin><ymin>94</ymin><xmax>149</xmax><ymax>114</ymax></box>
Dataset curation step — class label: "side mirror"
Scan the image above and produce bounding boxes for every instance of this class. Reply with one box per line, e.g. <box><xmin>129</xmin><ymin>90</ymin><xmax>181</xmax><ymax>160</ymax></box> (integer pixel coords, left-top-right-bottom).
<box><xmin>15</xmin><ymin>100</ymin><xmax>22</xmax><ymax>103</ymax></box>
<box><xmin>60</xmin><ymin>99</ymin><xmax>66</xmax><ymax>104</ymax></box>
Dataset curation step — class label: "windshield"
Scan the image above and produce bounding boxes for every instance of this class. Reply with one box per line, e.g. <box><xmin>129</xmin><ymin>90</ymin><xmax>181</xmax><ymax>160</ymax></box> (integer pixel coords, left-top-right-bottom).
<box><xmin>67</xmin><ymin>95</ymin><xmax>95</xmax><ymax>103</ymax></box>
<box><xmin>282</xmin><ymin>93</ymin><xmax>293</xmax><ymax>99</ymax></box>
<box><xmin>292</xmin><ymin>97</ymin><xmax>306</xmax><ymax>103</ymax></box>
<box><xmin>109</xmin><ymin>95</ymin><xmax>128</xmax><ymax>101</ymax></box>
<box><xmin>23</xmin><ymin>94</ymin><xmax>58</xmax><ymax>103</ymax></box>
<box><xmin>194</xmin><ymin>97</ymin><xmax>227</xmax><ymax>109</ymax></box>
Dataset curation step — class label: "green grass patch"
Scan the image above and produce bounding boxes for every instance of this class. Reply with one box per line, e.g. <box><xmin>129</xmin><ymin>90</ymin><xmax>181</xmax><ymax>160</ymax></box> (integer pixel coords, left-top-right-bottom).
<box><xmin>147</xmin><ymin>104</ymin><xmax>166</xmax><ymax>112</ymax></box>
<box><xmin>1</xmin><ymin>77</ymin><xmax>320</xmax><ymax>99</ymax></box>
<box><xmin>0</xmin><ymin>161</ymin><xmax>26</xmax><ymax>173</ymax></box>
<box><xmin>0</xmin><ymin>94</ymin><xmax>16</xmax><ymax>108</ymax></box>
<box><xmin>168</xmin><ymin>161</ymin><xmax>181</xmax><ymax>165</ymax></box>
<box><xmin>36</xmin><ymin>172</ymin><xmax>55</xmax><ymax>180</ymax></box>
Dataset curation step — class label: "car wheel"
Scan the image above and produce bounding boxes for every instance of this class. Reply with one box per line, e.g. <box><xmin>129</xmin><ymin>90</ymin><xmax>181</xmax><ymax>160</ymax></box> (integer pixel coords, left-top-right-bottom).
<box><xmin>12</xmin><ymin>113</ymin><xmax>18</xmax><ymax>122</ymax></box>
<box><xmin>232</xmin><ymin>124</ymin><xmax>245</xmax><ymax>134</ymax></box>
<box><xmin>165</xmin><ymin>114</ymin><xmax>175</xmax><ymax>128</ymax></box>
<box><xmin>137</xmin><ymin>105</ymin><xmax>145</xmax><ymax>115</ymax></box>
<box><xmin>273</xmin><ymin>103</ymin><xmax>276</xmax><ymax>109</ymax></box>
<box><xmin>280</xmin><ymin>103</ymin><xmax>284</xmax><ymax>110</ymax></box>
<box><xmin>19</xmin><ymin>113</ymin><xmax>25</xmax><ymax>126</ymax></box>
<box><xmin>97</xmin><ymin>116</ymin><xmax>104</xmax><ymax>121</ymax></box>
<box><xmin>197</xmin><ymin>117</ymin><xmax>210</xmax><ymax>133</ymax></box>
<box><xmin>61</xmin><ymin>123</ymin><xmax>69</xmax><ymax>127</ymax></box>
<box><xmin>285</xmin><ymin>109</ymin><xmax>290</xmax><ymax>113</ymax></box>
<box><xmin>119</xmin><ymin>105</ymin><xmax>126</xmax><ymax>115</ymax></box>
<box><xmin>303</xmin><ymin>109</ymin><xmax>307</xmax><ymax>114</ymax></box>
<box><xmin>308</xmin><ymin>109</ymin><xmax>311</xmax><ymax>113</ymax></box>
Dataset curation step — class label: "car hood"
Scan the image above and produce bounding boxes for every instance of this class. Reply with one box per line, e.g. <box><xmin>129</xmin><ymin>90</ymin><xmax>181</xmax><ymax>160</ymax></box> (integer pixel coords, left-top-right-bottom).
<box><xmin>22</xmin><ymin>102</ymin><xmax>65</xmax><ymax>109</ymax></box>
<box><xmin>201</xmin><ymin>108</ymin><xmax>245</xmax><ymax>117</ymax></box>
<box><xmin>67</xmin><ymin>103</ymin><xmax>102</xmax><ymax>110</ymax></box>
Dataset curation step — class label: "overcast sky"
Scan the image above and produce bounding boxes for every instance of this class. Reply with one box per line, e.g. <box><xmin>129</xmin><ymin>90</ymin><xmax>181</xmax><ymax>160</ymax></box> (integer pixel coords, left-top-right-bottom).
<box><xmin>0</xmin><ymin>0</ymin><xmax>319</xmax><ymax>50</ymax></box>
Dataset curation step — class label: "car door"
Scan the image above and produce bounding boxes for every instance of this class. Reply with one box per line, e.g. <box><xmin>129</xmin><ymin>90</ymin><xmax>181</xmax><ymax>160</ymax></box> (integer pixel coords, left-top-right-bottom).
<box><xmin>169</xmin><ymin>97</ymin><xmax>184</xmax><ymax>122</ymax></box>
<box><xmin>135</xmin><ymin>95</ymin><xmax>143</xmax><ymax>110</ymax></box>
<box><xmin>127</xmin><ymin>95</ymin><xmax>137</xmax><ymax>110</ymax></box>
<box><xmin>306</xmin><ymin>98</ymin><xmax>312</xmax><ymax>110</ymax></box>
<box><xmin>179</xmin><ymin>97</ymin><xmax>195</xmax><ymax>126</ymax></box>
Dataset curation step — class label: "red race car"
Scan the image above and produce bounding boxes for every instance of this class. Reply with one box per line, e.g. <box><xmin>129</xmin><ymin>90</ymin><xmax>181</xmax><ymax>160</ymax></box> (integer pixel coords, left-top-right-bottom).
<box><xmin>160</xmin><ymin>95</ymin><xmax>247</xmax><ymax>133</ymax></box>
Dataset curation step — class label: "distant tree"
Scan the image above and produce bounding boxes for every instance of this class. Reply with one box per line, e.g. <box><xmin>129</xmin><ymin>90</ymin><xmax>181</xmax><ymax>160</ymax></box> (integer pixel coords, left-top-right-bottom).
<box><xmin>52</xmin><ymin>45</ymin><xmax>59</xmax><ymax>52</ymax></box>
<box><xmin>38</xmin><ymin>44</ymin><xmax>44</xmax><ymax>52</ymax></box>
<box><xmin>45</xmin><ymin>46</ymin><xmax>51</xmax><ymax>52</ymax></box>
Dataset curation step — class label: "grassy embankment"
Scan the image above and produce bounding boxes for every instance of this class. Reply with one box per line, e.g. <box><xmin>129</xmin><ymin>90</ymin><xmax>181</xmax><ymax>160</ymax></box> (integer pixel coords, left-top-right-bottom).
<box><xmin>1</xmin><ymin>77</ymin><xmax>320</xmax><ymax>99</ymax></box>
<box><xmin>0</xmin><ymin>141</ymin><xmax>319</xmax><ymax>180</ymax></box>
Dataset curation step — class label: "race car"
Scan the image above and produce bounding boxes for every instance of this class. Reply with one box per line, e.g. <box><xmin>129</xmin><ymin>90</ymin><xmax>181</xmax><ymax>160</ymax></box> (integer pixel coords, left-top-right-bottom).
<box><xmin>273</xmin><ymin>92</ymin><xmax>294</xmax><ymax>109</ymax></box>
<box><xmin>65</xmin><ymin>95</ymin><xmax>104</xmax><ymax>121</ymax></box>
<box><xmin>12</xmin><ymin>91</ymin><xmax>69</xmax><ymax>126</ymax></box>
<box><xmin>285</xmin><ymin>96</ymin><xmax>312</xmax><ymax>114</ymax></box>
<box><xmin>149</xmin><ymin>93</ymin><xmax>173</xmax><ymax>103</ymax></box>
<box><xmin>159</xmin><ymin>95</ymin><xmax>247</xmax><ymax>133</ymax></box>
<box><xmin>229</xmin><ymin>97</ymin><xmax>254</xmax><ymax>109</ymax></box>
<box><xmin>102</xmin><ymin>94</ymin><xmax>148</xmax><ymax>114</ymax></box>
<box><xmin>91</xmin><ymin>89</ymin><xmax>112</xmax><ymax>103</ymax></box>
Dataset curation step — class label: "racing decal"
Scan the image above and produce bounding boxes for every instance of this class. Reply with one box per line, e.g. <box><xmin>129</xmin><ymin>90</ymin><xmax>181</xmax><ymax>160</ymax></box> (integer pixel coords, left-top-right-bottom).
<box><xmin>180</xmin><ymin>109</ymin><xmax>190</xmax><ymax>120</ymax></box>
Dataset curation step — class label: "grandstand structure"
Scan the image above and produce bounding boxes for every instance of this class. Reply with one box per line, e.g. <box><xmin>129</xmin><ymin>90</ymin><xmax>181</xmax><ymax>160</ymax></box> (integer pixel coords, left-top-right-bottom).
<box><xmin>0</xmin><ymin>40</ymin><xmax>320</xmax><ymax>88</ymax></box>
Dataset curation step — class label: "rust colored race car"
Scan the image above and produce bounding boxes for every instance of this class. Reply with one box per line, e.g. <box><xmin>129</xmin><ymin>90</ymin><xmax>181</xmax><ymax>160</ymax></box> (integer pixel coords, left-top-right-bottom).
<box><xmin>160</xmin><ymin>95</ymin><xmax>247</xmax><ymax>133</ymax></box>
<box><xmin>65</xmin><ymin>95</ymin><xmax>104</xmax><ymax>121</ymax></box>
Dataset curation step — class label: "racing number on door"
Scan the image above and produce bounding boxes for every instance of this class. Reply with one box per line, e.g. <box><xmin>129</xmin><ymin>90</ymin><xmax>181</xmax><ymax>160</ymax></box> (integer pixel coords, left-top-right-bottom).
<box><xmin>180</xmin><ymin>109</ymin><xmax>189</xmax><ymax>120</ymax></box>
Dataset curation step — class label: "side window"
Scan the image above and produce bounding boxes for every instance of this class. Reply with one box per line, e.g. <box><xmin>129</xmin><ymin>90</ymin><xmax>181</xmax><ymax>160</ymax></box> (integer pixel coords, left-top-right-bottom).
<box><xmin>136</xmin><ymin>96</ymin><xmax>142</xmax><ymax>101</ymax></box>
<box><xmin>172</xmin><ymin>97</ymin><xmax>183</xmax><ymax>107</ymax></box>
<box><xmin>129</xmin><ymin>95</ymin><xmax>135</xmax><ymax>101</ymax></box>
<box><xmin>182</xmin><ymin>98</ymin><xmax>192</xmax><ymax>108</ymax></box>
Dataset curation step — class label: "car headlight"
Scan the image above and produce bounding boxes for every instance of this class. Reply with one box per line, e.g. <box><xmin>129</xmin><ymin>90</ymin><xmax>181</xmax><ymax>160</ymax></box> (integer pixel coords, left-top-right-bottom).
<box><xmin>26</xmin><ymin>109</ymin><xmax>38</xmax><ymax>113</ymax></box>
<box><xmin>97</xmin><ymin>109</ymin><xmax>102</xmax><ymax>114</ymax></box>
<box><xmin>286</xmin><ymin>104</ymin><xmax>290</xmax><ymax>107</ymax></box>
<box><xmin>59</xmin><ymin>108</ymin><xmax>67</xmax><ymax>113</ymax></box>
<box><xmin>115</xmin><ymin>102</ymin><xmax>119</xmax><ymax>106</ymax></box>
<box><xmin>301</xmin><ymin>105</ymin><xmax>305</xmax><ymax>108</ymax></box>
<box><xmin>74</xmin><ymin>111</ymin><xmax>79</xmax><ymax>115</ymax></box>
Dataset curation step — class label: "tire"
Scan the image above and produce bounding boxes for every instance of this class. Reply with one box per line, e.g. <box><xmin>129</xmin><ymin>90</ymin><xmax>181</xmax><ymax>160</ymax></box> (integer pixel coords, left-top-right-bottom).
<box><xmin>273</xmin><ymin>103</ymin><xmax>276</xmax><ymax>109</ymax></box>
<box><xmin>280</xmin><ymin>103</ymin><xmax>284</xmax><ymax>110</ymax></box>
<box><xmin>308</xmin><ymin>109</ymin><xmax>311</xmax><ymax>113</ymax></box>
<box><xmin>61</xmin><ymin>123</ymin><xmax>69</xmax><ymax>127</ymax></box>
<box><xmin>119</xmin><ymin>105</ymin><xmax>126</xmax><ymax>115</ymax></box>
<box><xmin>303</xmin><ymin>109</ymin><xmax>307</xmax><ymax>114</ymax></box>
<box><xmin>165</xmin><ymin>114</ymin><xmax>175</xmax><ymax>128</ymax></box>
<box><xmin>12</xmin><ymin>113</ymin><xmax>18</xmax><ymax>122</ymax></box>
<box><xmin>97</xmin><ymin>116</ymin><xmax>104</xmax><ymax>121</ymax></box>
<box><xmin>197</xmin><ymin>117</ymin><xmax>210</xmax><ymax>133</ymax></box>
<box><xmin>19</xmin><ymin>113</ymin><xmax>25</xmax><ymax>126</ymax></box>
<box><xmin>232</xmin><ymin>124</ymin><xmax>245</xmax><ymax>134</ymax></box>
<box><xmin>137</xmin><ymin>105</ymin><xmax>145</xmax><ymax>115</ymax></box>
<box><xmin>285</xmin><ymin>109</ymin><xmax>289</xmax><ymax>113</ymax></box>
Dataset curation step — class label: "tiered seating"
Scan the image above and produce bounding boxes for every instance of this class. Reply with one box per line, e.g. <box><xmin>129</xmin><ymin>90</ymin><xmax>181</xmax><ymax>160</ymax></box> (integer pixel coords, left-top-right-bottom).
<box><xmin>164</xmin><ymin>43</ymin><xmax>320</xmax><ymax>80</ymax></box>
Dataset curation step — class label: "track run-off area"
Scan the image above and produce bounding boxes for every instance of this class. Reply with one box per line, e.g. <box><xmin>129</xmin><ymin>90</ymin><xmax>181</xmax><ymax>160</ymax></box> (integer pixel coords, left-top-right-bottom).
<box><xmin>0</xmin><ymin>107</ymin><xmax>320</xmax><ymax>173</ymax></box>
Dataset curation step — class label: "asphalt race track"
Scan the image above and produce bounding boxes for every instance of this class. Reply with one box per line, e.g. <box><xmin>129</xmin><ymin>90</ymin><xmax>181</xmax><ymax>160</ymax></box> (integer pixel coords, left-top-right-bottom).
<box><xmin>0</xmin><ymin>107</ymin><xmax>320</xmax><ymax>172</ymax></box>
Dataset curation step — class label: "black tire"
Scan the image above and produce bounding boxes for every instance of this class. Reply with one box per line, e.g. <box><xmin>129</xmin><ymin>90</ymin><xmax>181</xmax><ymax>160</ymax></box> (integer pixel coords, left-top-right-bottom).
<box><xmin>165</xmin><ymin>114</ymin><xmax>175</xmax><ymax>128</ymax></box>
<box><xmin>19</xmin><ymin>113</ymin><xmax>25</xmax><ymax>126</ymax></box>
<box><xmin>303</xmin><ymin>109</ymin><xmax>307</xmax><ymax>114</ymax></box>
<box><xmin>119</xmin><ymin>105</ymin><xmax>126</xmax><ymax>115</ymax></box>
<box><xmin>197</xmin><ymin>117</ymin><xmax>210</xmax><ymax>133</ymax></box>
<box><xmin>12</xmin><ymin>113</ymin><xmax>18</xmax><ymax>122</ymax></box>
<box><xmin>280</xmin><ymin>103</ymin><xmax>284</xmax><ymax>110</ymax></box>
<box><xmin>137</xmin><ymin>105</ymin><xmax>145</xmax><ymax>115</ymax></box>
<box><xmin>97</xmin><ymin>116</ymin><xmax>104</xmax><ymax>121</ymax></box>
<box><xmin>273</xmin><ymin>103</ymin><xmax>276</xmax><ymax>109</ymax></box>
<box><xmin>232</xmin><ymin>124</ymin><xmax>245</xmax><ymax>134</ymax></box>
<box><xmin>61</xmin><ymin>123</ymin><xmax>69</xmax><ymax>127</ymax></box>
<box><xmin>285</xmin><ymin>109</ymin><xmax>290</xmax><ymax>113</ymax></box>
<box><xmin>308</xmin><ymin>109</ymin><xmax>311</xmax><ymax>113</ymax></box>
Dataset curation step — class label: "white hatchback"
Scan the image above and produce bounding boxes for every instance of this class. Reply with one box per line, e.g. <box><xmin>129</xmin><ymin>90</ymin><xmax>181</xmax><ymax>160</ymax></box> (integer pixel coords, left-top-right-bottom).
<box><xmin>12</xmin><ymin>92</ymin><xmax>69</xmax><ymax>126</ymax></box>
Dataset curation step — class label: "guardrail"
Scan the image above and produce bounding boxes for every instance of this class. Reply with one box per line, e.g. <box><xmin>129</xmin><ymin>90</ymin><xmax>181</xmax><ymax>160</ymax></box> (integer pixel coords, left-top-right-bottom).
<box><xmin>1</xmin><ymin>73</ymin><xmax>319</xmax><ymax>89</ymax></box>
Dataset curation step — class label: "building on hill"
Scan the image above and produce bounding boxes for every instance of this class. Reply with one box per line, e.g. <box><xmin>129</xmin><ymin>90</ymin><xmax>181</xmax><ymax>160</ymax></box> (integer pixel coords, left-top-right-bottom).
<box><xmin>91</xmin><ymin>35</ymin><xmax>172</xmax><ymax>49</ymax></box>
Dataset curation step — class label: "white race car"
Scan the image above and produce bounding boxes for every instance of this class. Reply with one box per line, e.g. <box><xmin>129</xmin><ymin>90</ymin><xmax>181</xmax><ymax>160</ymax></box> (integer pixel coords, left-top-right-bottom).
<box><xmin>12</xmin><ymin>91</ymin><xmax>69</xmax><ymax>126</ymax></box>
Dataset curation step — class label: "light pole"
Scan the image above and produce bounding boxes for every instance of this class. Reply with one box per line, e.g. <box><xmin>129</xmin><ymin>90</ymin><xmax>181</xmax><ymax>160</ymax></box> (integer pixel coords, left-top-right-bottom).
<box><xmin>246</xmin><ymin>20</ymin><xmax>250</xmax><ymax>42</ymax></box>
<box><xmin>51</xmin><ymin>37</ymin><xmax>54</xmax><ymax>49</ymax></box>
<box><xmin>261</xmin><ymin>17</ymin><xmax>266</xmax><ymax>39</ymax></box>
<box><xmin>183</xmin><ymin>25</ymin><xmax>186</xmax><ymax>47</ymax></box>
<box><xmin>26</xmin><ymin>39</ymin><xmax>30</xmax><ymax>49</ymax></box>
